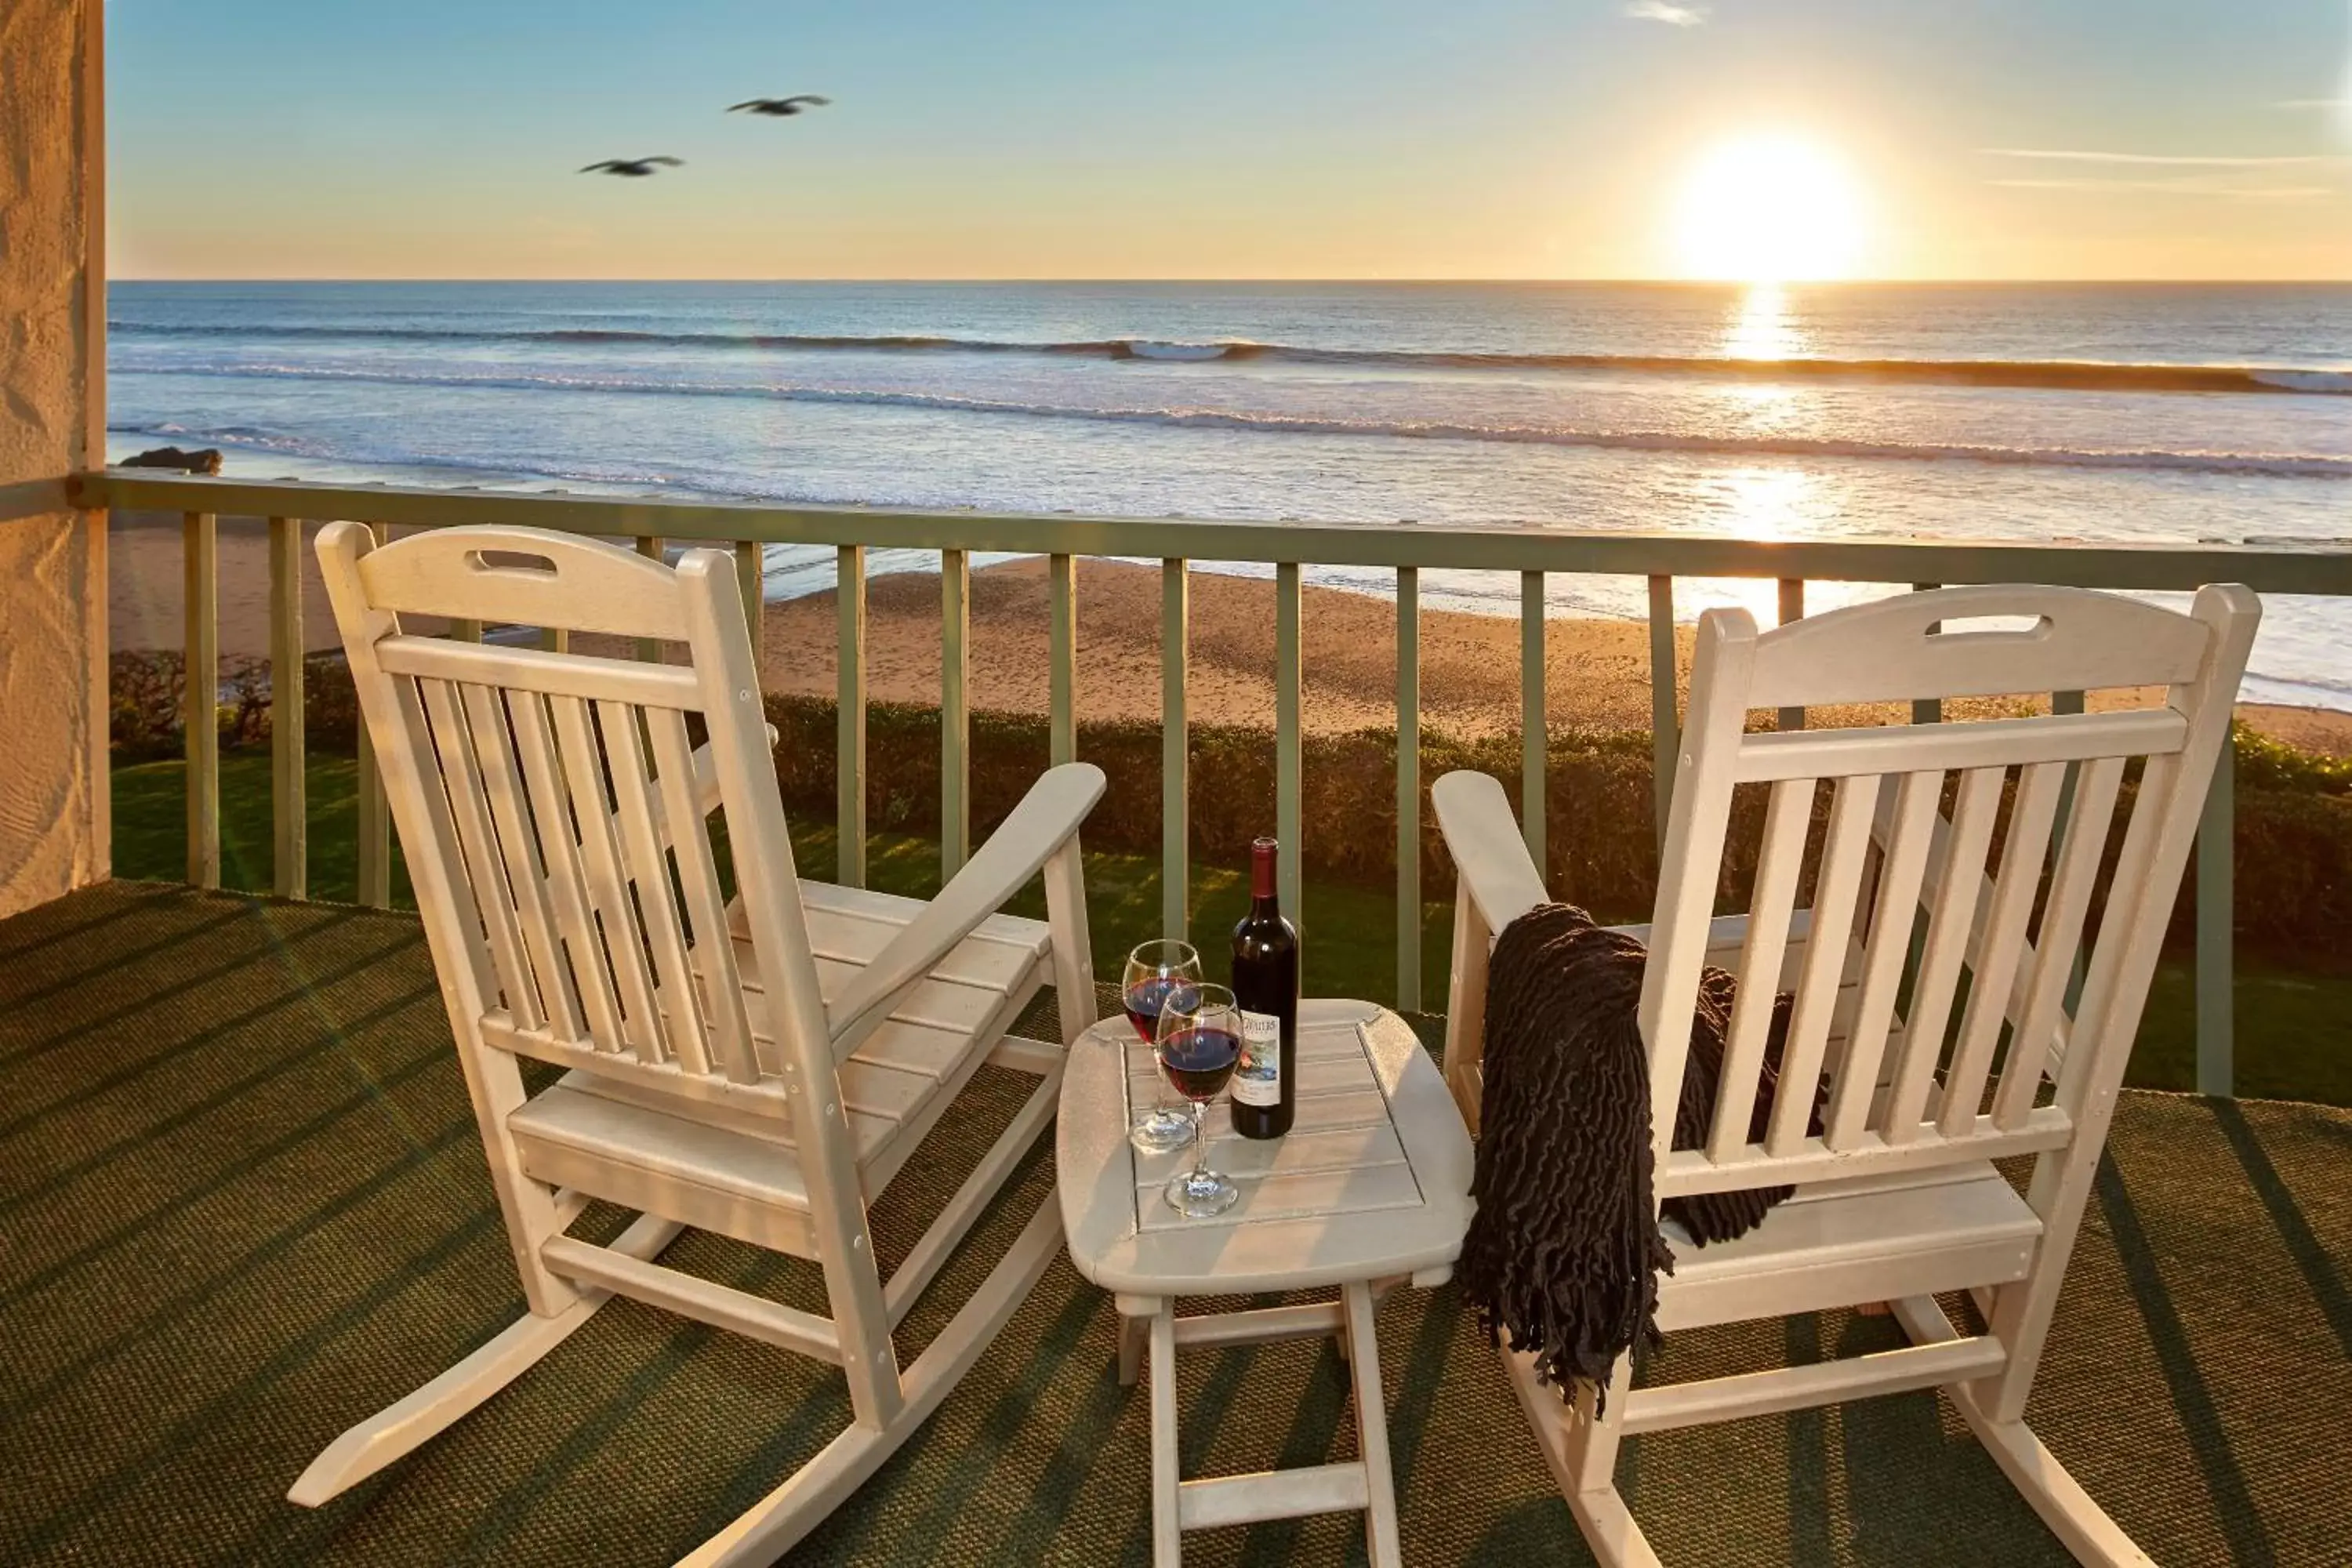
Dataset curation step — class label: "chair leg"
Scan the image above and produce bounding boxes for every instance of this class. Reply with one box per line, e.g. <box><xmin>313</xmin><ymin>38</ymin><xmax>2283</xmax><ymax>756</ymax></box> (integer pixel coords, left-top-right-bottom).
<box><xmin>288</xmin><ymin>1213</ymin><xmax>684</xmax><ymax>1506</ymax></box>
<box><xmin>1041</xmin><ymin>837</ymin><xmax>1098</xmax><ymax>1046</ymax></box>
<box><xmin>1499</xmin><ymin>1345</ymin><xmax>1660</xmax><ymax>1568</ymax></box>
<box><xmin>1564</xmin><ymin>1352</ymin><xmax>1632</xmax><ymax>1494</ymax></box>
<box><xmin>1443</xmin><ymin>880</ymin><xmax>1490</xmax><ymax>1135</ymax></box>
<box><xmin>676</xmin><ymin>1196</ymin><xmax>1065</xmax><ymax>1568</ymax></box>
<box><xmin>1566</xmin><ymin>1483</ymin><xmax>1664</xmax><ymax>1568</ymax></box>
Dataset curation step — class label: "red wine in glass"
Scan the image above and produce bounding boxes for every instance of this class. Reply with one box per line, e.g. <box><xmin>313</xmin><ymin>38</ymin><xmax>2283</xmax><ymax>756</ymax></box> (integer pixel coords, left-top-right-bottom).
<box><xmin>1157</xmin><ymin>1024</ymin><xmax>1241</xmax><ymax>1103</ymax></box>
<box><xmin>1154</xmin><ymin>982</ymin><xmax>1243</xmax><ymax>1218</ymax></box>
<box><xmin>1124</xmin><ymin>975</ymin><xmax>1192</xmax><ymax>1041</ymax></box>
<box><xmin>1122</xmin><ymin>941</ymin><xmax>1203</xmax><ymax>1155</ymax></box>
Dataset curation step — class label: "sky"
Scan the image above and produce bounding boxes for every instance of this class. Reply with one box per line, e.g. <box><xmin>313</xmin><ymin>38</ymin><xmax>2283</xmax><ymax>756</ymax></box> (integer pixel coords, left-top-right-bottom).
<box><xmin>107</xmin><ymin>0</ymin><xmax>2352</xmax><ymax>281</ymax></box>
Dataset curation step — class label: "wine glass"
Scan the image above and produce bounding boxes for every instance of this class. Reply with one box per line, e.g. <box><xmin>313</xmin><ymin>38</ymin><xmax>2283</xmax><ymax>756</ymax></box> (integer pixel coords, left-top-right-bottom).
<box><xmin>1155</xmin><ymin>983</ymin><xmax>1243</xmax><ymax>1218</ymax></box>
<box><xmin>1121</xmin><ymin>940</ymin><xmax>1201</xmax><ymax>1152</ymax></box>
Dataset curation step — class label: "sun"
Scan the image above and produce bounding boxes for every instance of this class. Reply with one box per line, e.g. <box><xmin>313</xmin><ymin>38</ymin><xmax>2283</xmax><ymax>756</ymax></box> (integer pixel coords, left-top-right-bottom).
<box><xmin>1675</xmin><ymin>133</ymin><xmax>1866</xmax><ymax>282</ymax></box>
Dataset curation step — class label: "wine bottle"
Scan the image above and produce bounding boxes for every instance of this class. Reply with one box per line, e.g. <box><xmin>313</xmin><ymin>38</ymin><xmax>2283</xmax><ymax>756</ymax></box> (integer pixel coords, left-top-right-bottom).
<box><xmin>1229</xmin><ymin>837</ymin><xmax>1299</xmax><ymax>1139</ymax></box>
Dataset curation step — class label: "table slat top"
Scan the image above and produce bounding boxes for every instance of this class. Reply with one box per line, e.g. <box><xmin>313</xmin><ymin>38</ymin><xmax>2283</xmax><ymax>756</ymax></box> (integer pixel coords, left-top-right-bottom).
<box><xmin>1059</xmin><ymin>999</ymin><xmax>1475</xmax><ymax>1296</ymax></box>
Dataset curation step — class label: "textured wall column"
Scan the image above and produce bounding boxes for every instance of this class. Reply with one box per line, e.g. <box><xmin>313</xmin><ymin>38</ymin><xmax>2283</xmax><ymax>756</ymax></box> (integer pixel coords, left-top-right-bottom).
<box><xmin>0</xmin><ymin>0</ymin><xmax>107</xmax><ymax>918</ymax></box>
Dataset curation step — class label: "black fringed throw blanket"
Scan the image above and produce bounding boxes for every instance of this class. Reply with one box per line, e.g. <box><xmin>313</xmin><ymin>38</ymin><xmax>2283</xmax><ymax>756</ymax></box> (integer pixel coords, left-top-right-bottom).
<box><xmin>1457</xmin><ymin>902</ymin><xmax>1816</xmax><ymax>1410</ymax></box>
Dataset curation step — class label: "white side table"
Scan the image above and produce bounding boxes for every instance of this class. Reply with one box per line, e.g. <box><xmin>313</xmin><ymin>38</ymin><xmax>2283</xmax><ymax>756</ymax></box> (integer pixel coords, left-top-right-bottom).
<box><xmin>1058</xmin><ymin>999</ymin><xmax>1475</xmax><ymax>1567</ymax></box>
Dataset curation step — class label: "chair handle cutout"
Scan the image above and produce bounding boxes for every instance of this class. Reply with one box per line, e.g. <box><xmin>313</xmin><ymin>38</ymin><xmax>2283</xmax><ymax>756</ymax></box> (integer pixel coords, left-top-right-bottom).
<box><xmin>1929</xmin><ymin>613</ymin><xmax>2052</xmax><ymax>641</ymax></box>
<box><xmin>466</xmin><ymin>549</ymin><xmax>561</xmax><ymax>579</ymax></box>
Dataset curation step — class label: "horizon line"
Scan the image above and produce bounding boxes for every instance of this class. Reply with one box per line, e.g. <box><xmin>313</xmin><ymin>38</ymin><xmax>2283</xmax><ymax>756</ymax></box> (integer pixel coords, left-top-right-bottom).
<box><xmin>108</xmin><ymin>274</ymin><xmax>2352</xmax><ymax>287</ymax></box>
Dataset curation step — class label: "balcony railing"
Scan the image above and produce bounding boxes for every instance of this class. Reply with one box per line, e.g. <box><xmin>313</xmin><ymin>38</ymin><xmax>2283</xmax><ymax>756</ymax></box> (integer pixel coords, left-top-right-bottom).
<box><xmin>74</xmin><ymin>467</ymin><xmax>2352</xmax><ymax>1099</ymax></box>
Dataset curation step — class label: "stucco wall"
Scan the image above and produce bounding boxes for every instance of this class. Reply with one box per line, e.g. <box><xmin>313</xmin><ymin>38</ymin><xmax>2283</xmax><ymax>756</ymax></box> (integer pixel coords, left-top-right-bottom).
<box><xmin>0</xmin><ymin>0</ymin><xmax>105</xmax><ymax>918</ymax></box>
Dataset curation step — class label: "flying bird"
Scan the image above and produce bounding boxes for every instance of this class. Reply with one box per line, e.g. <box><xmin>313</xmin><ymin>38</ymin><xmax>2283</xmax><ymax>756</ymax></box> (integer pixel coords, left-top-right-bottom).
<box><xmin>728</xmin><ymin>95</ymin><xmax>831</xmax><ymax>116</ymax></box>
<box><xmin>579</xmin><ymin>157</ymin><xmax>684</xmax><ymax>176</ymax></box>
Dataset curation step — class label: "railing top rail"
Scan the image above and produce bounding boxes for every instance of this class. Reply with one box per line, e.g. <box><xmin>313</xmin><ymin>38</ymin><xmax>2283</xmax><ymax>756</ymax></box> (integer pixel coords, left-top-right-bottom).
<box><xmin>75</xmin><ymin>469</ymin><xmax>2352</xmax><ymax>596</ymax></box>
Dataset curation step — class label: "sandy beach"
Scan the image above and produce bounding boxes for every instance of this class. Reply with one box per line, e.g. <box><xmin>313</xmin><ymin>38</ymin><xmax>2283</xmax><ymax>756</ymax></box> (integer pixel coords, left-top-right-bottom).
<box><xmin>107</xmin><ymin>510</ymin><xmax>2352</xmax><ymax>753</ymax></box>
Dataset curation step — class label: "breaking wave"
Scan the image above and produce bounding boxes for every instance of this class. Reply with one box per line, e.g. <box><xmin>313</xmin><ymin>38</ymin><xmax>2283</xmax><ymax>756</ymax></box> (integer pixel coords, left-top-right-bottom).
<box><xmin>110</xmin><ymin>362</ymin><xmax>2352</xmax><ymax>479</ymax></box>
<box><xmin>107</xmin><ymin>318</ymin><xmax>2352</xmax><ymax>395</ymax></box>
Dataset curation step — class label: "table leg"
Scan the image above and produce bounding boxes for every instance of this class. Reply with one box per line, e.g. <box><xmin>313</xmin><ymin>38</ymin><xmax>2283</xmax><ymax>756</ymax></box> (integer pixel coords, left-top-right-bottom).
<box><xmin>1342</xmin><ymin>1281</ymin><xmax>1402</xmax><ymax>1568</ymax></box>
<box><xmin>1119</xmin><ymin>1314</ymin><xmax>1149</xmax><ymax>1388</ymax></box>
<box><xmin>1149</xmin><ymin>1301</ymin><xmax>1181</xmax><ymax>1568</ymax></box>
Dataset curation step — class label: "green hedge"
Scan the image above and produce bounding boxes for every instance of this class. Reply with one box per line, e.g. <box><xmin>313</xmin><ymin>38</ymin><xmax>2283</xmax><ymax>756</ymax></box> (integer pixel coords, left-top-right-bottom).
<box><xmin>107</xmin><ymin>650</ymin><xmax>2352</xmax><ymax>966</ymax></box>
<box><xmin>757</xmin><ymin>695</ymin><xmax>2352</xmax><ymax>965</ymax></box>
<box><xmin>755</xmin><ymin>692</ymin><xmax>1669</xmax><ymax>913</ymax></box>
<box><xmin>111</xmin><ymin>649</ymin><xmax>275</xmax><ymax>760</ymax></box>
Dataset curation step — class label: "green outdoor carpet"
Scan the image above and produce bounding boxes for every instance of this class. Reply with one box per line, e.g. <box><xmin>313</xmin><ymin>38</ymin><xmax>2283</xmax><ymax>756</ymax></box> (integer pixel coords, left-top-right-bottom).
<box><xmin>2</xmin><ymin>881</ymin><xmax>2346</xmax><ymax>1566</ymax></box>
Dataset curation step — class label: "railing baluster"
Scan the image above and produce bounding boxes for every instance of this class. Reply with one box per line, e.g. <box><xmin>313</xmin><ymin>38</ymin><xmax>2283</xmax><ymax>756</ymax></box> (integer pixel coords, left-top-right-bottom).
<box><xmin>1519</xmin><ymin>569</ymin><xmax>1546</xmax><ymax>875</ymax></box>
<box><xmin>182</xmin><ymin>511</ymin><xmax>219</xmax><ymax>889</ymax></box>
<box><xmin>1161</xmin><ymin>559</ymin><xmax>1189</xmax><ymax>941</ymax></box>
<box><xmin>735</xmin><ymin>539</ymin><xmax>764</xmax><ymax>644</ymax></box>
<box><xmin>356</xmin><ymin>521</ymin><xmax>393</xmax><ymax>908</ymax></box>
<box><xmin>2052</xmin><ymin>688</ymin><xmax>2089</xmax><ymax>829</ymax></box>
<box><xmin>539</xmin><ymin>520</ymin><xmax>568</xmax><ymax>650</ymax></box>
<box><xmin>1396</xmin><ymin>566</ymin><xmax>1421</xmax><ymax>1013</ymax></box>
<box><xmin>941</xmin><ymin>549</ymin><xmax>970</xmax><ymax>879</ymax></box>
<box><xmin>1275</xmin><ymin>562</ymin><xmax>1303</xmax><ymax>925</ymax></box>
<box><xmin>1049</xmin><ymin>553</ymin><xmax>1076</xmax><ymax>767</ymax></box>
<box><xmin>1776</xmin><ymin>576</ymin><xmax>1806</xmax><ymax>732</ymax></box>
<box><xmin>1648</xmin><ymin>574</ymin><xmax>1676</xmax><ymax>850</ymax></box>
<box><xmin>633</xmin><ymin>536</ymin><xmax>663</xmax><ymax>661</ymax></box>
<box><xmin>1912</xmin><ymin>583</ymin><xmax>1943</xmax><ymax>724</ymax></box>
<box><xmin>2198</xmin><ymin>723</ymin><xmax>2235</xmax><ymax>1098</ymax></box>
<box><xmin>837</xmin><ymin>543</ymin><xmax>866</xmax><ymax>887</ymax></box>
<box><xmin>268</xmin><ymin>515</ymin><xmax>307</xmax><ymax>901</ymax></box>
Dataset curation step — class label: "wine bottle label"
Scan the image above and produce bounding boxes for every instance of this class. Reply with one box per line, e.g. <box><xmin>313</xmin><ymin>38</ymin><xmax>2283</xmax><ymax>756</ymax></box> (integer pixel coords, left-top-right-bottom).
<box><xmin>1233</xmin><ymin>1010</ymin><xmax>1282</xmax><ymax>1107</ymax></box>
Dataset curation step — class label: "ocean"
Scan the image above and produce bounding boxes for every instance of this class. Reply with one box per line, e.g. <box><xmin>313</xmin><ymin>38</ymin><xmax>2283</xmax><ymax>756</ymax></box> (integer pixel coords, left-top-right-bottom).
<box><xmin>107</xmin><ymin>280</ymin><xmax>2352</xmax><ymax>710</ymax></box>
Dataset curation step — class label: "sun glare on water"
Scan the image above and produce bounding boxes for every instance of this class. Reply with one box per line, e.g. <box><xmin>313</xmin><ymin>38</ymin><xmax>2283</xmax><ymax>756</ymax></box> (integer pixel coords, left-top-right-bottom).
<box><xmin>1675</xmin><ymin>133</ymin><xmax>1865</xmax><ymax>282</ymax></box>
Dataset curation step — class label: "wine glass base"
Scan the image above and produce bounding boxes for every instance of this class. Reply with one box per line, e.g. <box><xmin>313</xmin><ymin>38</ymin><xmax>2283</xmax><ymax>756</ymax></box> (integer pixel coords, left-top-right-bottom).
<box><xmin>1164</xmin><ymin>1168</ymin><xmax>1240</xmax><ymax>1219</ymax></box>
<box><xmin>1129</xmin><ymin>1110</ymin><xmax>1196</xmax><ymax>1153</ymax></box>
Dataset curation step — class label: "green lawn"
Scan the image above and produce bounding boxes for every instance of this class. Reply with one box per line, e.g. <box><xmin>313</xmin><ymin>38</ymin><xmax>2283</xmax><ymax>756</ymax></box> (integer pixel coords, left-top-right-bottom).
<box><xmin>112</xmin><ymin>750</ymin><xmax>2351</xmax><ymax>1107</ymax></box>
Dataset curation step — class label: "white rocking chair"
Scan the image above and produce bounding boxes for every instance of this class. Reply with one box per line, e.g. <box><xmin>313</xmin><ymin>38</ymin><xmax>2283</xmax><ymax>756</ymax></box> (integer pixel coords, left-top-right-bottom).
<box><xmin>1435</xmin><ymin>583</ymin><xmax>2259</xmax><ymax>1567</ymax></box>
<box><xmin>296</xmin><ymin>523</ymin><xmax>1105</xmax><ymax>1565</ymax></box>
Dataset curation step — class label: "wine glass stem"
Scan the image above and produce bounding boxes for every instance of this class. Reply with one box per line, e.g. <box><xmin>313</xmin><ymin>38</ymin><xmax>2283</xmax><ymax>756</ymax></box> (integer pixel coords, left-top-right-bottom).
<box><xmin>1191</xmin><ymin>1102</ymin><xmax>1209</xmax><ymax>1182</ymax></box>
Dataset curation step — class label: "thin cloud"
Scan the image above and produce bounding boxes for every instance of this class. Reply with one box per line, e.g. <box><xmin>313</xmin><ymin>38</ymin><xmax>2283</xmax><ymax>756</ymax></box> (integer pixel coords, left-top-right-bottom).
<box><xmin>1624</xmin><ymin>1</ymin><xmax>1708</xmax><ymax>25</ymax></box>
<box><xmin>1980</xmin><ymin>145</ymin><xmax>2345</xmax><ymax>199</ymax></box>
<box><xmin>1982</xmin><ymin>147</ymin><xmax>2332</xmax><ymax>166</ymax></box>
<box><xmin>1988</xmin><ymin>176</ymin><xmax>2335</xmax><ymax>201</ymax></box>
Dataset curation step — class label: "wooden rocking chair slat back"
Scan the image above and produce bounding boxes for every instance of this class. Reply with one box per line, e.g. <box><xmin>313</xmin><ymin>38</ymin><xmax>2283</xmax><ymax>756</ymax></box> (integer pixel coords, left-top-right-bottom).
<box><xmin>1704</xmin><ymin>774</ymin><xmax>1810</xmax><ymax>1160</ymax></box>
<box><xmin>1641</xmin><ymin>583</ymin><xmax>2260</xmax><ymax>1197</ymax></box>
<box><xmin>1821</xmin><ymin>765</ymin><xmax>1940</xmax><ymax>1149</ymax></box>
<box><xmin>326</xmin><ymin>526</ymin><xmax>826</xmax><ymax>1121</ymax></box>
<box><xmin>1876</xmin><ymin>763</ymin><xmax>2005</xmax><ymax>1141</ymax></box>
<box><xmin>458</xmin><ymin>681</ymin><xmax>587</xmax><ymax>1043</ymax></box>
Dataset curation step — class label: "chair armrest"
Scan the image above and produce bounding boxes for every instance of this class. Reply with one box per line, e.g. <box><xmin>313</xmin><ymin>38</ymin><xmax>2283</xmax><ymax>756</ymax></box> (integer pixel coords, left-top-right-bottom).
<box><xmin>825</xmin><ymin>762</ymin><xmax>1106</xmax><ymax>1051</ymax></box>
<box><xmin>1432</xmin><ymin>771</ymin><xmax>1549</xmax><ymax>932</ymax></box>
<box><xmin>690</xmin><ymin>724</ymin><xmax>779</xmax><ymax>815</ymax></box>
<box><xmin>656</xmin><ymin>725</ymin><xmax>782</xmax><ymax>850</ymax></box>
